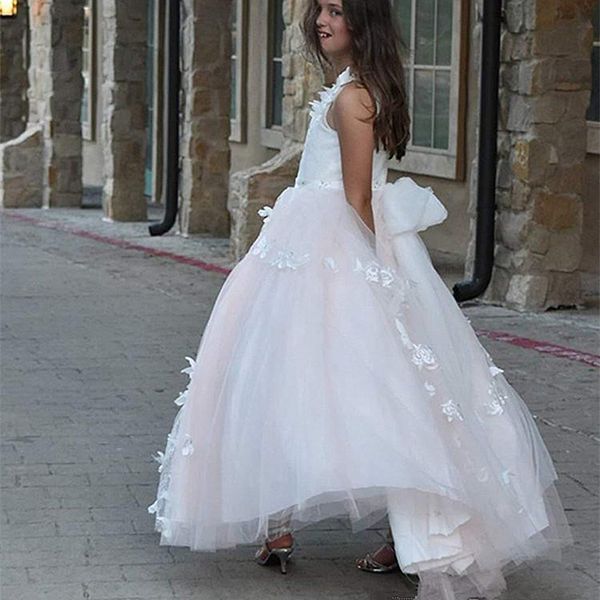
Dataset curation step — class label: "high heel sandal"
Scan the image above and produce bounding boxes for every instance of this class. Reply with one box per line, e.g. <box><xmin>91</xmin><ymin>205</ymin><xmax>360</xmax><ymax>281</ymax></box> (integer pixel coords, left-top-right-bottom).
<box><xmin>254</xmin><ymin>533</ymin><xmax>295</xmax><ymax>574</ymax></box>
<box><xmin>355</xmin><ymin>541</ymin><xmax>401</xmax><ymax>574</ymax></box>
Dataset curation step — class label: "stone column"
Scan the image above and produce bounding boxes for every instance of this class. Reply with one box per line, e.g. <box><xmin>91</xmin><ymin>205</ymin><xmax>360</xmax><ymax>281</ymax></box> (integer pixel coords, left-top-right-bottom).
<box><xmin>1</xmin><ymin>0</ymin><xmax>84</xmax><ymax>208</ymax></box>
<box><xmin>469</xmin><ymin>0</ymin><xmax>594</xmax><ymax>310</ymax></box>
<box><xmin>39</xmin><ymin>0</ymin><xmax>84</xmax><ymax>208</ymax></box>
<box><xmin>101</xmin><ymin>1</ymin><xmax>147</xmax><ymax>221</ymax></box>
<box><xmin>0</xmin><ymin>0</ymin><xmax>29</xmax><ymax>142</ymax></box>
<box><xmin>178</xmin><ymin>0</ymin><xmax>233</xmax><ymax>236</ymax></box>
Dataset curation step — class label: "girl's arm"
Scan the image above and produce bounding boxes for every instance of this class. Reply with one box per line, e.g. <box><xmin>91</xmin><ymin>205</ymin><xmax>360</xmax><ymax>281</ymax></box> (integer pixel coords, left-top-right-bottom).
<box><xmin>329</xmin><ymin>83</ymin><xmax>377</xmax><ymax>234</ymax></box>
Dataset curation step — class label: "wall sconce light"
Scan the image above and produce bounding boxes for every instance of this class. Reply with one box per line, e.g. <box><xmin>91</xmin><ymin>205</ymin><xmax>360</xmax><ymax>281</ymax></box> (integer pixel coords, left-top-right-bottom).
<box><xmin>0</xmin><ymin>0</ymin><xmax>18</xmax><ymax>17</ymax></box>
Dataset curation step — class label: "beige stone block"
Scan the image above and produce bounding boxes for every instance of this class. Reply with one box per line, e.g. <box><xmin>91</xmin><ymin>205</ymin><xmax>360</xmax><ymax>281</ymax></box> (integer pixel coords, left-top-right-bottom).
<box><xmin>497</xmin><ymin>210</ymin><xmax>532</xmax><ymax>250</ymax></box>
<box><xmin>543</xmin><ymin>230</ymin><xmax>582</xmax><ymax>271</ymax></box>
<box><xmin>532</xmin><ymin>20</ymin><xmax>593</xmax><ymax>57</ymax></box>
<box><xmin>532</xmin><ymin>190</ymin><xmax>582</xmax><ymax>230</ymax></box>
<box><xmin>506</xmin><ymin>274</ymin><xmax>549</xmax><ymax>310</ymax></box>
<box><xmin>526</xmin><ymin>224</ymin><xmax>551</xmax><ymax>254</ymax></box>
<box><xmin>507</xmin><ymin>95</ymin><xmax>532</xmax><ymax>131</ymax></box>
<box><xmin>511</xmin><ymin>138</ymin><xmax>550</xmax><ymax>184</ymax></box>
<box><xmin>531</xmin><ymin>93</ymin><xmax>567</xmax><ymax>123</ymax></box>
<box><xmin>555</xmin><ymin>57</ymin><xmax>593</xmax><ymax>89</ymax></box>
<box><xmin>485</xmin><ymin>266</ymin><xmax>511</xmax><ymax>303</ymax></box>
<box><xmin>545</xmin><ymin>163</ymin><xmax>584</xmax><ymax>195</ymax></box>
<box><xmin>564</xmin><ymin>91</ymin><xmax>593</xmax><ymax>120</ymax></box>
<box><xmin>545</xmin><ymin>271</ymin><xmax>581</xmax><ymax>308</ymax></box>
<box><xmin>510</xmin><ymin>179</ymin><xmax>531</xmax><ymax>211</ymax></box>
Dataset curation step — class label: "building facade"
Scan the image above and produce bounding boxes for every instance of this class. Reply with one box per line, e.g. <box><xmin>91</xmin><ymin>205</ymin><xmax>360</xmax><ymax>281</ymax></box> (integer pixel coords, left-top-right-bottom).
<box><xmin>0</xmin><ymin>0</ymin><xmax>598</xmax><ymax>310</ymax></box>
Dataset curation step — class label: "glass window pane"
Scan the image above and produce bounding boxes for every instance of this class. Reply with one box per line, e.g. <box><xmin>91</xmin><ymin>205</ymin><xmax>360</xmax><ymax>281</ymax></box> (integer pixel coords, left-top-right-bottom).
<box><xmin>394</xmin><ymin>0</ymin><xmax>412</xmax><ymax>43</ymax></box>
<box><xmin>272</xmin><ymin>0</ymin><xmax>284</xmax><ymax>59</ymax></box>
<box><xmin>435</xmin><ymin>0</ymin><xmax>453</xmax><ymax>66</ymax></box>
<box><xmin>586</xmin><ymin>46</ymin><xmax>599</xmax><ymax>122</ymax></box>
<box><xmin>433</xmin><ymin>70</ymin><xmax>450</xmax><ymax>148</ymax></box>
<box><xmin>413</xmin><ymin>69</ymin><xmax>433</xmax><ymax>146</ymax></box>
<box><xmin>415</xmin><ymin>0</ymin><xmax>435</xmax><ymax>65</ymax></box>
<box><xmin>271</xmin><ymin>60</ymin><xmax>283</xmax><ymax>127</ymax></box>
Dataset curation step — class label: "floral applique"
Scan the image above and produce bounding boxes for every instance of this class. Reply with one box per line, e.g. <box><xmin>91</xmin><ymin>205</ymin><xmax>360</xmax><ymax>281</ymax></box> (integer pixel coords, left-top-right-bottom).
<box><xmin>484</xmin><ymin>364</ymin><xmax>509</xmax><ymax>416</ymax></box>
<box><xmin>174</xmin><ymin>356</ymin><xmax>196</xmax><ymax>407</ymax></box>
<box><xmin>353</xmin><ymin>258</ymin><xmax>396</xmax><ymax>288</ymax></box>
<box><xmin>441</xmin><ymin>398</ymin><xmax>464</xmax><ymax>422</ymax></box>
<box><xmin>181</xmin><ymin>434</ymin><xmax>194</xmax><ymax>457</ymax></box>
<box><xmin>258</xmin><ymin>205</ymin><xmax>273</xmax><ymax>224</ymax></box>
<box><xmin>323</xmin><ymin>256</ymin><xmax>339</xmax><ymax>272</ymax></box>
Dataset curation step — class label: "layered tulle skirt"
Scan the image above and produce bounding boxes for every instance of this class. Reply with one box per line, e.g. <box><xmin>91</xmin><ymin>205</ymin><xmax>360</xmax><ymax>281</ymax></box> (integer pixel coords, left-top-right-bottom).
<box><xmin>148</xmin><ymin>181</ymin><xmax>572</xmax><ymax>599</ymax></box>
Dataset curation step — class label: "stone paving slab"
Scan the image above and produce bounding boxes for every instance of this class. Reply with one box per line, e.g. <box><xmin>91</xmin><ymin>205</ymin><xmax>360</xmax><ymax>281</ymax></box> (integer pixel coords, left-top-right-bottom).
<box><xmin>1</xmin><ymin>210</ymin><xmax>599</xmax><ymax>600</ymax></box>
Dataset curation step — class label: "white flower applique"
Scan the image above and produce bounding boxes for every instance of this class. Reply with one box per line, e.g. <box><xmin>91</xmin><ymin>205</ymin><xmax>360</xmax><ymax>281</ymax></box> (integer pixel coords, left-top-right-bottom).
<box><xmin>257</xmin><ymin>205</ymin><xmax>273</xmax><ymax>224</ymax></box>
<box><xmin>175</xmin><ymin>356</ymin><xmax>196</xmax><ymax>407</ymax></box>
<box><xmin>323</xmin><ymin>256</ymin><xmax>339</xmax><ymax>272</ymax></box>
<box><xmin>250</xmin><ymin>235</ymin><xmax>270</xmax><ymax>259</ymax></box>
<box><xmin>181</xmin><ymin>434</ymin><xmax>194</xmax><ymax>457</ymax></box>
<box><xmin>270</xmin><ymin>249</ymin><xmax>310</xmax><ymax>270</ymax></box>
<box><xmin>441</xmin><ymin>398</ymin><xmax>464</xmax><ymax>422</ymax></box>
<box><xmin>353</xmin><ymin>257</ymin><xmax>396</xmax><ymax>288</ymax></box>
<box><xmin>411</xmin><ymin>343</ymin><xmax>439</xmax><ymax>371</ymax></box>
<box><xmin>484</xmin><ymin>364</ymin><xmax>509</xmax><ymax>416</ymax></box>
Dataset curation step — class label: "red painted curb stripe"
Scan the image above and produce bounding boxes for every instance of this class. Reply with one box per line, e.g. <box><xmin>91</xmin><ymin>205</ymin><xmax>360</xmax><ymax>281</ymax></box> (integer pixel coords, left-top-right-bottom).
<box><xmin>3</xmin><ymin>211</ymin><xmax>233</xmax><ymax>275</ymax></box>
<box><xmin>5</xmin><ymin>210</ymin><xmax>599</xmax><ymax>368</ymax></box>
<box><xmin>475</xmin><ymin>329</ymin><xmax>600</xmax><ymax>368</ymax></box>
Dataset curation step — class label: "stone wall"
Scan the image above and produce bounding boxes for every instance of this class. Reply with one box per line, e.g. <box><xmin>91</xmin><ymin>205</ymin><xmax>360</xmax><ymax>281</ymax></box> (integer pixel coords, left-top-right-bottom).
<box><xmin>0</xmin><ymin>0</ymin><xmax>28</xmax><ymax>142</ymax></box>
<box><xmin>101</xmin><ymin>1</ymin><xmax>148</xmax><ymax>221</ymax></box>
<box><xmin>178</xmin><ymin>0</ymin><xmax>232</xmax><ymax>236</ymax></box>
<box><xmin>470</xmin><ymin>0</ymin><xmax>595</xmax><ymax>311</ymax></box>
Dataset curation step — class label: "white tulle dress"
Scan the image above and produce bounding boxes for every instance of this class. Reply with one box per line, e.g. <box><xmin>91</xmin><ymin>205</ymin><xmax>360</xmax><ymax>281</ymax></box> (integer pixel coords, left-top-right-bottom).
<box><xmin>148</xmin><ymin>67</ymin><xmax>573</xmax><ymax>599</ymax></box>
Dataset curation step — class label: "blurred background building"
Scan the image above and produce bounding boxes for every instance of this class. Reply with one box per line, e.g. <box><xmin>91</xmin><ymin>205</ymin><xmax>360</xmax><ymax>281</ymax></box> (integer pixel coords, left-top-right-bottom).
<box><xmin>0</xmin><ymin>0</ymin><xmax>598</xmax><ymax>310</ymax></box>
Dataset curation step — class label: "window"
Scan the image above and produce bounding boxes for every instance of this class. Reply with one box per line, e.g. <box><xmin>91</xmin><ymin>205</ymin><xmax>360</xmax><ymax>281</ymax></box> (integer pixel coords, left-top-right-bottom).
<box><xmin>261</xmin><ymin>0</ymin><xmax>285</xmax><ymax>148</ymax></box>
<box><xmin>391</xmin><ymin>0</ymin><xmax>468</xmax><ymax>179</ymax></box>
<box><xmin>81</xmin><ymin>0</ymin><xmax>96</xmax><ymax>140</ymax></box>
<box><xmin>586</xmin><ymin>2</ymin><xmax>599</xmax><ymax>154</ymax></box>
<box><xmin>230</xmin><ymin>0</ymin><xmax>247</xmax><ymax>143</ymax></box>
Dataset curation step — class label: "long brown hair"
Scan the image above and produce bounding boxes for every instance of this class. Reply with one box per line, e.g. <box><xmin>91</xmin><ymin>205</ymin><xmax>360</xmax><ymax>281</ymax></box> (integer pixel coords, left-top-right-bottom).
<box><xmin>302</xmin><ymin>0</ymin><xmax>411</xmax><ymax>161</ymax></box>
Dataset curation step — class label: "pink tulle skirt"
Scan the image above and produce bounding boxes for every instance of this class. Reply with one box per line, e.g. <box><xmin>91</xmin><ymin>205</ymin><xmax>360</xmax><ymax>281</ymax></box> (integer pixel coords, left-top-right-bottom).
<box><xmin>148</xmin><ymin>182</ymin><xmax>573</xmax><ymax>600</ymax></box>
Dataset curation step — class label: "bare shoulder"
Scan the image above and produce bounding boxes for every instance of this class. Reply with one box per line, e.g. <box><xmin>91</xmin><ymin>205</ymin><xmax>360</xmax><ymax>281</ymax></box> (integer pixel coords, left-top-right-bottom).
<box><xmin>332</xmin><ymin>82</ymin><xmax>376</xmax><ymax>124</ymax></box>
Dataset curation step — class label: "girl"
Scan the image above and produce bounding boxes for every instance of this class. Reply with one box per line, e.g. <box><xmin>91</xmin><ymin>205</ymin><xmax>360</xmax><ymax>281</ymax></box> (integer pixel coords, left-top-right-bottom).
<box><xmin>148</xmin><ymin>1</ymin><xmax>573</xmax><ymax>598</ymax></box>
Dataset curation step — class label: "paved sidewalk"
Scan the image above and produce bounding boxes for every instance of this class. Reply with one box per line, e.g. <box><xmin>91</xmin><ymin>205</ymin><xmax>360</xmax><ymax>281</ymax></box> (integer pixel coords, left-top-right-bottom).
<box><xmin>1</xmin><ymin>208</ymin><xmax>598</xmax><ymax>600</ymax></box>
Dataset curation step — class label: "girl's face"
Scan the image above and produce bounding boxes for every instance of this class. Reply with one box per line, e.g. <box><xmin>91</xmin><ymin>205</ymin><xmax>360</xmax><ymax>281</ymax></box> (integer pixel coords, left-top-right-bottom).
<box><xmin>315</xmin><ymin>1</ymin><xmax>353</xmax><ymax>61</ymax></box>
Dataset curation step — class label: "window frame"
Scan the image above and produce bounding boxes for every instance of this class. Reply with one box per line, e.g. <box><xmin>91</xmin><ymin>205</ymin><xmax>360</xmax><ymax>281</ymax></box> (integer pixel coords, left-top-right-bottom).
<box><xmin>586</xmin><ymin>32</ymin><xmax>599</xmax><ymax>155</ymax></box>
<box><xmin>260</xmin><ymin>0</ymin><xmax>284</xmax><ymax>149</ymax></box>
<box><xmin>230</xmin><ymin>0</ymin><xmax>248</xmax><ymax>143</ymax></box>
<box><xmin>81</xmin><ymin>0</ymin><xmax>97</xmax><ymax>141</ymax></box>
<box><xmin>389</xmin><ymin>0</ymin><xmax>469</xmax><ymax>180</ymax></box>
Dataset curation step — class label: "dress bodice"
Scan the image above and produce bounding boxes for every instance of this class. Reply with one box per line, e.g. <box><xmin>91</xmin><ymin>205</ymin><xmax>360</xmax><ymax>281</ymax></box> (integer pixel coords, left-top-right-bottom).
<box><xmin>295</xmin><ymin>67</ymin><xmax>389</xmax><ymax>190</ymax></box>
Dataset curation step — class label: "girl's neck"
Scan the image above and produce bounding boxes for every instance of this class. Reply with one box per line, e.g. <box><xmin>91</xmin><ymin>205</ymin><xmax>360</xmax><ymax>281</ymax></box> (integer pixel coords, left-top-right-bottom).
<box><xmin>330</xmin><ymin>57</ymin><xmax>355</xmax><ymax>78</ymax></box>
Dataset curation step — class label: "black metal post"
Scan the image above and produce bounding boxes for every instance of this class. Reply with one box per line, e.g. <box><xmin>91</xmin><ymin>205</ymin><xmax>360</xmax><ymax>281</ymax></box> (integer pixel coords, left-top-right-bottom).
<box><xmin>453</xmin><ymin>0</ymin><xmax>502</xmax><ymax>302</ymax></box>
<box><xmin>149</xmin><ymin>0</ymin><xmax>180</xmax><ymax>236</ymax></box>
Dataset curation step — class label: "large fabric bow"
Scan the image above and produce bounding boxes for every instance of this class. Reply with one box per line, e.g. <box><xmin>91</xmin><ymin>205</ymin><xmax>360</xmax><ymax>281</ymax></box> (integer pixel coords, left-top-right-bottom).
<box><xmin>379</xmin><ymin>176</ymin><xmax>448</xmax><ymax>237</ymax></box>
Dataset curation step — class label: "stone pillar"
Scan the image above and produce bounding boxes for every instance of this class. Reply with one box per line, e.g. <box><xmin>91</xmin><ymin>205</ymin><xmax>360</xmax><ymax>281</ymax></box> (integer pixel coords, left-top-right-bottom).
<box><xmin>179</xmin><ymin>0</ymin><xmax>232</xmax><ymax>236</ymax></box>
<box><xmin>468</xmin><ymin>0</ymin><xmax>594</xmax><ymax>311</ymax></box>
<box><xmin>101</xmin><ymin>1</ymin><xmax>147</xmax><ymax>221</ymax></box>
<box><xmin>37</xmin><ymin>0</ymin><xmax>84</xmax><ymax>208</ymax></box>
<box><xmin>0</xmin><ymin>0</ymin><xmax>29</xmax><ymax>142</ymax></box>
<box><xmin>1</xmin><ymin>0</ymin><xmax>84</xmax><ymax>209</ymax></box>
